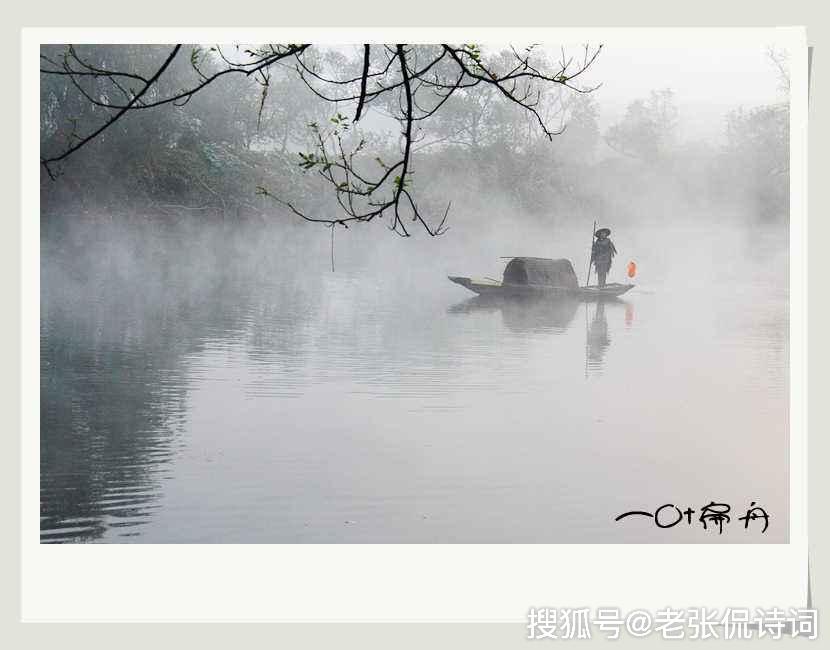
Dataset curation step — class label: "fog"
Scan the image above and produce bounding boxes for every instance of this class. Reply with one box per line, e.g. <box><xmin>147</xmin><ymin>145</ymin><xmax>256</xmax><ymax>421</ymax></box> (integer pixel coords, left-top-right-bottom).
<box><xmin>39</xmin><ymin>43</ymin><xmax>789</xmax><ymax>543</ymax></box>
<box><xmin>585</xmin><ymin>45</ymin><xmax>783</xmax><ymax>138</ymax></box>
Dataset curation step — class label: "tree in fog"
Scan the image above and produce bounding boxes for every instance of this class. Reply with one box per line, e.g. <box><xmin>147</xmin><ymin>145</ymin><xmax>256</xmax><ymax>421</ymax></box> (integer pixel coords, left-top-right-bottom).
<box><xmin>415</xmin><ymin>49</ymin><xmax>601</xmax><ymax>217</ymax></box>
<box><xmin>718</xmin><ymin>49</ymin><xmax>790</xmax><ymax>218</ymax></box>
<box><xmin>604</xmin><ymin>89</ymin><xmax>679</xmax><ymax>163</ymax></box>
<box><xmin>41</xmin><ymin>43</ymin><xmax>602</xmax><ymax>235</ymax></box>
<box><xmin>422</xmin><ymin>48</ymin><xmax>594</xmax><ymax>153</ymax></box>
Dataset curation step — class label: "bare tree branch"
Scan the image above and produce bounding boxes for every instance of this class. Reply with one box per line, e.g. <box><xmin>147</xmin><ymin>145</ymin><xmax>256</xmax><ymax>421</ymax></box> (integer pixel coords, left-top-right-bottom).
<box><xmin>42</xmin><ymin>42</ymin><xmax>601</xmax><ymax>236</ymax></box>
<box><xmin>41</xmin><ymin>45</ymin><xmax>182</xmax><ymax>178</ymax></box>
<box><xmin>354</xmin><ymin>45</ymin><xmax>371</xmax><ymax>122</ymax></box>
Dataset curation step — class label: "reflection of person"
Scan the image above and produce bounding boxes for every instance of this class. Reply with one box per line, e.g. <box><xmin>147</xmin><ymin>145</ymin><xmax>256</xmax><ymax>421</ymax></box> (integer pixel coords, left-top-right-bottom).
<box><xmin>587</xmin><ymin>301</ymin><xmax>610</xmax><ymax>366</ymax></box>
<box><xmin>590</xmin><ymin>227</ymin><xmax>617</xmax><ymax>288</ymax></box>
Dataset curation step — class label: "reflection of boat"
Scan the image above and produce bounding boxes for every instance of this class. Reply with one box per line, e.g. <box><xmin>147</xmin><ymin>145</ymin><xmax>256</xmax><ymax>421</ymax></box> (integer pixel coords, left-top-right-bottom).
<box><xmin>449</xmin><ymin>294</ymin><xmax>580</xmax><ymax>333</ymax></box>
<box><xmin>449</xmin><ymin>257</ymin><xmax>634</xmax><ymax>299</ymax></box>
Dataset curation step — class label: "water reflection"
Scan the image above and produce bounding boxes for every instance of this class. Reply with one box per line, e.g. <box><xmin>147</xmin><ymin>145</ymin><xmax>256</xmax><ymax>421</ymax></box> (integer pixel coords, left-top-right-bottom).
<box><xmin>40</xmin><ymin>219</ymin><xmax>789</xmax><ymax>543</ymax></box>
<box><xmin>449</xmin><ymin>294</ymin><xmax>626</xmax><ymax>376</ymax></box>
<box><xmin>448</xmin><ymin>295</ymin><xmax>579</xmax><ymax>333</ymax></box>
<box><xmin>40</xmin><ymin>327</ymin><xmax>186</xmax><ymax>542</ymax></box>
<box><xmin>40</xmin><ymin>219</ymin><xmax>326</xmax><ymax>542</ymax></box>
<box><xmin>586</xmin><ymin>300</ymin><xmax>611</xmax><ymax>370</ymax></box>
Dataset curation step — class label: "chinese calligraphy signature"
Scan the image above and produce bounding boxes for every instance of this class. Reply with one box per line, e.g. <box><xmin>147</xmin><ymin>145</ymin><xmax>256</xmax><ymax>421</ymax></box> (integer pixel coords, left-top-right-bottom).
<box><xmin>615</xmin><ymin>502</ymin><xmax>769</xmax><ymax>534</ymax></box>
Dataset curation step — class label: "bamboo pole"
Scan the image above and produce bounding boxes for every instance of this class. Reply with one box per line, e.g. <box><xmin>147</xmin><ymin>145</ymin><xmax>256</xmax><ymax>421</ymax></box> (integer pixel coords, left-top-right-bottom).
<box><xmin>585</xmin><ymin>220</ymin><xmax>597</xmax><ymax>287</ymax></box>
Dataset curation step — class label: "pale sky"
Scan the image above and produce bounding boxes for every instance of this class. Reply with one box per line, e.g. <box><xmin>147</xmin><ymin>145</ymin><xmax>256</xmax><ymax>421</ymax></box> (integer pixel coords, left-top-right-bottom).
<box><xmin>550</xmin><ymin>44</ymin><xmax>787</xmax><ymax>141</ymax></box>
<box><xmin>335</xmin><ymin>42</ymin><xmax>788</xmax><ymax>145</ymax></box>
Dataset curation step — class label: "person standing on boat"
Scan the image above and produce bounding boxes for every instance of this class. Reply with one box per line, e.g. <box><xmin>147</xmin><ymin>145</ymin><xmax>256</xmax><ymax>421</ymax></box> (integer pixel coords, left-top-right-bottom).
<box><xmin>590</xmin><ymin>227</ymin><xmax>617</xmax><ymax>288</ymax></box>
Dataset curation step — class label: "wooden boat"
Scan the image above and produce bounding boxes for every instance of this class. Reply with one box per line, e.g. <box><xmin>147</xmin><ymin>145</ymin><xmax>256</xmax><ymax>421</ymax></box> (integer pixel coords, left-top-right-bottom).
<box><xmin>448</xmin><ymin>257</ymin><xmax>634</xmax><ymax>300</ymax></box>
<box><xmin>448</xmin><ymin>276</ymin><xmax>633</xmax><ymax>298</ymax></box>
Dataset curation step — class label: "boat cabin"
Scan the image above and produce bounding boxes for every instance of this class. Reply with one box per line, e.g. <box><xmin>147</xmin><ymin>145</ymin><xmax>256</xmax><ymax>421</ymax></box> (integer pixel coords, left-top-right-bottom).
<box><xmin>502</xmin><ymin>257</ymin><xmax>579</xmax><ymax>288</ymax></box>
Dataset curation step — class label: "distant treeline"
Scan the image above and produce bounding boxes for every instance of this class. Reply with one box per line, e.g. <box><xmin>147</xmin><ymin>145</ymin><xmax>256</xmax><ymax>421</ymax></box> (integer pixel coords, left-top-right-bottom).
<box><xmin>40</xmin><ymin>45</ymin><xmax>789</xmax><ymax>229</ymax></box>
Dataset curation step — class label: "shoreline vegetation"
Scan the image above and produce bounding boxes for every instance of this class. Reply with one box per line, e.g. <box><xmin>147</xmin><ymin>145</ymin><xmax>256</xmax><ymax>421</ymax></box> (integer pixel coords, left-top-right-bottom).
<box><xmin>41</xmin><ymin>44</ymin><xmax>789</xmax><ymax>232</ymax></box>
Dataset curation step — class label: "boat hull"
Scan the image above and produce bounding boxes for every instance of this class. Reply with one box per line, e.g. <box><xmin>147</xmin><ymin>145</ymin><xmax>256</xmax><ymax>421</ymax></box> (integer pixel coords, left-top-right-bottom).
<box><xmin>448</xmin><ymin>276</ymin><xmax>634</xmax><ymax>299</ymax></box>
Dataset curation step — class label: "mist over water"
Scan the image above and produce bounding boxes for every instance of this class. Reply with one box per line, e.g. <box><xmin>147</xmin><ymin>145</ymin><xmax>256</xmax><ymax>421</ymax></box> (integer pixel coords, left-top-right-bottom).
<box><xmin>39</xmin><ymin>41</ymin><xmax>791</xmax><ymax>543</ymax></box>
<box><xmin>40</xmin><ymin>212</ymin><xmax>788</xmax><ymax>543</ymax></box>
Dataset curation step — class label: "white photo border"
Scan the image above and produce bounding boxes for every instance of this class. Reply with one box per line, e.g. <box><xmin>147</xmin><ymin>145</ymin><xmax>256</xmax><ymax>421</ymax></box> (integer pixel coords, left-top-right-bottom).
<box><xmin>22</xmin><ymin>26</ymin><xmax>808</xmax><ymax>621</ymax></box>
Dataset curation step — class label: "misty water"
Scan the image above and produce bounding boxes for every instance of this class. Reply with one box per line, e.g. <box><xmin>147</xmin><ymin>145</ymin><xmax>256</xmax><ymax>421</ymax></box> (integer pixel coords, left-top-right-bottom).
<box><xmin>40</xmin><ymin>214</ymin><xmax>788</xmax><ymax>543</ymax></box>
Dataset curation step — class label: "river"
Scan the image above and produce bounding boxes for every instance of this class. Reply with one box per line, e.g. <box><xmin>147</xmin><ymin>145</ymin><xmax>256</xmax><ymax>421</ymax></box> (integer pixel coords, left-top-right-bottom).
<box><xmin>40</xmin><ymin>215</ymin><xmax>789</xmax><ymax>543</ymax></box>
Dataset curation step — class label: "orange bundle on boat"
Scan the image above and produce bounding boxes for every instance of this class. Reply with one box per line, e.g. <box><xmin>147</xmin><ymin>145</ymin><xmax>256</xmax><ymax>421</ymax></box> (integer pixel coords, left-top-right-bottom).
<box><xmin>627</xmin><ymin>261</ymin><xmax>637</xmax><ymax>278</ymax></box>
